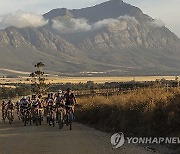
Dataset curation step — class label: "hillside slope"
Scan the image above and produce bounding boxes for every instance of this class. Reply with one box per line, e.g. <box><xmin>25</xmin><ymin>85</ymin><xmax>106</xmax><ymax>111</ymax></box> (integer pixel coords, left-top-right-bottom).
<box><xmin>0</xmin><ymin>0</ymin><xmax>180</xmax><ymax>75</ymax></box>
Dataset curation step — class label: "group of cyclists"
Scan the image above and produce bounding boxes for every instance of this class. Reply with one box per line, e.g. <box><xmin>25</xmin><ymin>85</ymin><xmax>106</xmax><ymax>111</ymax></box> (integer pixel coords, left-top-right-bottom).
<box><xmin>1</xmin><ymin>88</ymin><xmax>77</xmax><ymax>129</ymax></box>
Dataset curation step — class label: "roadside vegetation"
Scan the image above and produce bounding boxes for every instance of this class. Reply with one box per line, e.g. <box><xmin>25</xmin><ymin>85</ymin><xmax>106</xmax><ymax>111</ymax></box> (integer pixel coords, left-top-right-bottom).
<box><xmin>0</xmin><ymin>84</ymin><xmax>31</xmax><ymax>99</ymax></box>
<box><xmin>76</xmin><ymin>87</ymin><xmax>180</xmax><ymax>137</ymax></box>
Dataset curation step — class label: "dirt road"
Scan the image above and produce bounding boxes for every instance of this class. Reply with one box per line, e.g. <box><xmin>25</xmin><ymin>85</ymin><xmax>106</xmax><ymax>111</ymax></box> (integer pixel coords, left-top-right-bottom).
<box><xmin>0</xmin><ymin>113</ymin><xmax>160</xmax><ymax>154</ymax></box>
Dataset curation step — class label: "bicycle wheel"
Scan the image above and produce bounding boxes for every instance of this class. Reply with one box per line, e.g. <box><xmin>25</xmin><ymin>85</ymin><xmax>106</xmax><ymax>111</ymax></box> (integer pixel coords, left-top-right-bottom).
<box><xmin>52</xmin><ymin>112</ymin><xmax>55</xmax><ymax>127</ymax></box>
<box><xmin>48</xmin><ymin>112</ymin><xmax>52</xmax><ymax>126</ymax></box>
<box><xmin>29</xmin><ymin>114</ymin><xmax>32</xmax><ymax>125</ymax></box>
<box><xmin>39</xmin><ymin>111</ymin><xmax>42</xmax><ymax>125</ymax></box>
<box><xmin>24</xmin><ymin>111</ymin><xmax>28</xmax><ymax>126</ymax></box>
<box><xmin>35</xmin><ymin>111</ymin><xmax>39</xmax><ymax>126</ymax></box>
<box><xmin>9</xmin><ymin>112</ymin><xmax>12</xmax><ymax>124</ymax></box>
<box><xmin>2</xmin><ymin>110</ymin><xmax>6</xmax><ymax>123</ymax></box>
<box><xmin>24</xmin><ymin>115</ymin><xmax>27</xmax><ymax>126</ymax></box>
<box><xmin>58</xmin><ymin>111</ymin><xmax>63</xmax><ymax>129</ymax></box>
<box><xmin>69</xmin><ymin>111</ymin><xmax>73</xmax><ymax>130</ymax></box>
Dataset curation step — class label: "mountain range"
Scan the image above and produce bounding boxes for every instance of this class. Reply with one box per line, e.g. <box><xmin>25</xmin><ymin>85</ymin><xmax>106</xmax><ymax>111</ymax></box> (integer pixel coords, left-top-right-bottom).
<box><xmin>0</xmin><ymin>0</ymin><xmax>180</xmax><ymax>76</ymax></box>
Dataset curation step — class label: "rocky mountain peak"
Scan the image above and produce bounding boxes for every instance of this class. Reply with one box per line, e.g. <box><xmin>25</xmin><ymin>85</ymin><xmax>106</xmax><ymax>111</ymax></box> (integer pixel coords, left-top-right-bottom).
<box><xmin>1</xmin><ymin>0</ymin><xmax>180</xmax><ymax>75</ymax></box>
<box><xmin>44</xmin><ymin>8</ymin><xmax>70</xmax><ymax>19</ymax></box>
<box><xmin>111</xmin><ymin>0</ymin><xmax>123</xmax><ymax>4</ymax></box>
<box><xmin>44</xmin><ymin>0</ymin><xmax>144</xmax><ymax>23</ymax></box>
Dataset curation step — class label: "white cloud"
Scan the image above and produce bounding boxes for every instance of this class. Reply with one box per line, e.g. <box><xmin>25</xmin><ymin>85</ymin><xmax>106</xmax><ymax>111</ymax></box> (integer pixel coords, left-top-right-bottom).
<box><xmin>72</xmin><ymin>18</ymin><xmax>92</xmax><ymax>31</ymax></box>
<box><xmin>52</xmin><ymin>18</ymin><xmax>91</xmax><ymax>33</ymax></box>
<box><xmin>0</xmin><ymin>11</ymin><xmax>48</xmax><ymax>29</ymax></box>
<box><xmin>93</xmin><ymin>19</ymin><xmax>120</xmax><ymax>30</ymax></box>
<box><xmin>93</xmin><ymin>16</ymin><xmax>138</xmax><ymax>29</ymax></box>
<box><xmin>52</xmin><ymin>15</ymin><xmax>138</xmax><ymax>33</ymax></box>
<box><xmin>124</xmin><ymin>0</ymin><xmax>180</xmax><ymax>37</ymax></box>
<box><xmin>0</xmin><ymin>0</ymin><xmax>179</xmax><ymax>37</ymax></box>
<box><xmin>118</xmin><ymin>16</ymin><xmax>138</xmax><ymax>22</ymax></box>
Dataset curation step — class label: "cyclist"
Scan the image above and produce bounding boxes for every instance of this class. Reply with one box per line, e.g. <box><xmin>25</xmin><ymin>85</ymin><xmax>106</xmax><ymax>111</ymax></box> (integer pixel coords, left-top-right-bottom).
<box><xmin>20</xmin><ymin>96</ymin><xmax>31</xmax><ymax>109</ymax></box>
<box><xmin>6</xmin><ymin>99</ymin><xmax>14</xmax><ymax>110</ymax></box>
<box><xmin>2</xmin><ymin>100</ymin><xmax>6</xmax><ymax>111</ymax></box>
<box><xmin>15</xmin><ymin>100</ymin><xmax>20</xmax><ymax>110</ymax></box>
<box><xmin>55</xmin><ymin>90</ymin><xmax>63</xmax><ymax>98</ymax></box>
<box><xmin>6</xmin><ymin>99</ymin><xmax>15</xmax><ymax>120</ymax></box>
<box><xmin>31</xmin><ymin>94</ymin><xmax>36</xmax><ymax>101</ymax></box>
<box><xmin>46</xmin><ymin>93</ymin><xmax>51</xmax><ymax>102</ymax></box>
<box><xmin>38</xmin><ymin>94</ymin><xmax>42</xmax><ymax>100</ymax></box>
<box><xmin>31</xmin><ymin>99</ymin><xmax>39</xmax><ymax>109</ymax></box>
<box><xmin>49</xmin><ymin>92</ymin><xmax>54</xmax><ymax>100</ymax></box>
<box><xmin>64</xmin><ymin>88</ymin><xmax>76</xmax><ymax>115</ymax></box>
<box><xmin>55</xmin><ymin>90</ymin><xmax>66</xmax><ymax>120</ymax></box>
<box><xmin>20</xmin><ymin>96</ymin><xmax>31</xmax><ymax>117</ymax></box>
<box><xmin>47</xmin><ymin>98</ymin><xmax>55</xmax><ymax>108</ymax></box>
<box><xmin>55</xmin><ymin>90</ymin><xmax>64</xmax><ymax>105</ymax></box>
<box><xmin>2</xmin><ymin>100</ymin><xmax>7</xmax><ymax>121</ymax></box>
<box><xmin>15</xmin><ymin>100</ymin><xmax>21</xmax><ymax>117</ymax></box>
<box><xmin>46</xmin><ymin>98</ymin><xmax>56</xmax><ymax>124</ymax></box>
<box><xmin>44</xmin><ymin>93</ymin><xmax>52</xmax><ymax>116</ymax></box>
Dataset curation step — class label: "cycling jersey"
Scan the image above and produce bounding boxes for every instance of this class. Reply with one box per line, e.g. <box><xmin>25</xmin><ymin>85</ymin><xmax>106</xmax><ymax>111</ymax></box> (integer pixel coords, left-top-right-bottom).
<box><xmin>21</xmin><ymin>100</ymin><xmax>30</xmax><ymax>109</ymax></box>
<box><xmin>55</xmin><ymin>96</ymin><xmax>64</xmax><ymax>106</ymax></box>
<box><xmin>32</xmin><ymin>101</ymin><xmax>39</xmax><ymax>108</ymax></box>
<box><xmin>7</xmin><ymin>103</ymin><xmax>14</xmax><ymax>110</ymax></box>
<box><xmin>2</xmin><ymin>101</ymin><xmax>6</xmax><ymax>110</ymax></box>
<box><xmin>64</xmin><ymin>93</ymin><xmax>76</xmax><ymax>105</ymax></box>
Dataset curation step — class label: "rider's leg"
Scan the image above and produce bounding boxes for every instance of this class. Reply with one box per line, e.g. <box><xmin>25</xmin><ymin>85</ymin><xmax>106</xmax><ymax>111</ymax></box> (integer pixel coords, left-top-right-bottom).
<box><xmin>72</xmin><ymin>106</ymin><xmax>75</xmax><ymax>120</ymax></box>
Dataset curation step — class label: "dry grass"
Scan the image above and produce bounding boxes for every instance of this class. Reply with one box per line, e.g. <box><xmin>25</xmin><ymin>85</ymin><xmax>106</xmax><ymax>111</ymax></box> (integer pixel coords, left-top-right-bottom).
<box><xmin>76</xmin><ymin>87</ymin><xmax>180</xmax><ymax>136</ymax></box>
<box><xmin>0</xmin><ymin>76</ymin><xmax>177</xmax><ymax>84</ymax></box>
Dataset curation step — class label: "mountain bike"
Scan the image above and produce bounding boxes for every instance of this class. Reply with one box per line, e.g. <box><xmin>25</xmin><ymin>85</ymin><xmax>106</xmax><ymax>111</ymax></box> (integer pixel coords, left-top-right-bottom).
<box><xmin>56</xmin><ymin>106</ymin><xmax>65</xmax><ymax>129</ymax></box>
<box><xmin>2</xmin><ymin>108</ymin><xmax>7</xmax><ymax>123</ymax></box>
<box><xmin>32</xmin><ymin>108</ymin><xmax>41</xmax><ymax>126</ymax></box>
<box><xmin>38</xmin><ymin>108</ymin><xmax>44</xmax><ymax>125</ymax></box>
<box><xmin>15</xmin><ymin>104</ymin><xmax>21</xmax><ymax>120</ymax></box>
<box><xmin>65</xmin><ymin>105</ymin><xmax>74</xmax><ymax>130</ymax></box>
<box><xmin>24</xmin><ymin>108</ymin><xmax>32</xmax><ymax>126</ymax></box>
<box><xmin>47</xmin><ymin>106</ymin><xmax>55</xmax><ymax>127</ymax></box>
<box><xmin>7</xmin><ymin>109</ymin><xmax>14</xmax><ymax>124</ymax></box>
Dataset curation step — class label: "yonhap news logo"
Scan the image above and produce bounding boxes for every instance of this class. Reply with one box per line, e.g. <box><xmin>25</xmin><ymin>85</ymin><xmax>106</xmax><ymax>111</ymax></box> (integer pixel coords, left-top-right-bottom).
<box><xmin>110</xmin><ymin>132</ymin><xmax>125</xmax><ymax>148</ymax></box>
<box><xmin>111</xmin><ymin>132</ymin><xmax>180</xmax><ymax>149</ymax></box>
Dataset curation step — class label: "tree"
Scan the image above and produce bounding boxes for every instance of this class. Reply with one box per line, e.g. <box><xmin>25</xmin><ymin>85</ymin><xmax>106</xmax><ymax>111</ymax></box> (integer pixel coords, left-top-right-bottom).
<box><xmin>30</xmin><ymin>62</ymin><xmax>50</xmax><ymax>95</ymax></box>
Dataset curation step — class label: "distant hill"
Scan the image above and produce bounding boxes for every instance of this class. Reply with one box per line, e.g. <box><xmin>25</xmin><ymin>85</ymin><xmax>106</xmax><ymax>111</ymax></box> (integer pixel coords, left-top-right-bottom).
<box><xmin>0</xmin><ymin>0</ymin><xmax>180</xmax><ymax>76</ymax></box>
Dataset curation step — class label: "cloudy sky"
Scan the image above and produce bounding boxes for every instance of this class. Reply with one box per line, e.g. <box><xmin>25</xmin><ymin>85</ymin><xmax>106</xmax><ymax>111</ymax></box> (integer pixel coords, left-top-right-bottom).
<box><xmin>0</xmin><ymin>0</ymin><xmax>179</xmax><ymax>37</ymax></box>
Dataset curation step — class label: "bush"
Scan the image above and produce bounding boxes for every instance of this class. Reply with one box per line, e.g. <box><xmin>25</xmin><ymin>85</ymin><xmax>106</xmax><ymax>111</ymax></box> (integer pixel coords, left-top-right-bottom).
<box><xmin>76</xmin><ymin>88</ymin><xmax>180</xmax><ymax>137</ymax></box>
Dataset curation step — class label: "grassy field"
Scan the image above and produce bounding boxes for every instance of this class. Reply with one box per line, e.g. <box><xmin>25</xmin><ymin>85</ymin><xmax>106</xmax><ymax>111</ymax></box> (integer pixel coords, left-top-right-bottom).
<box><xmin>0</xmin><ymin>76</ymin><xmax>177</xmax><ymax>84</ymax></box>
<box><xmin>76</xmin><ymin>87</ymin><xmax>180</xmax><ymax>137</ymax></box>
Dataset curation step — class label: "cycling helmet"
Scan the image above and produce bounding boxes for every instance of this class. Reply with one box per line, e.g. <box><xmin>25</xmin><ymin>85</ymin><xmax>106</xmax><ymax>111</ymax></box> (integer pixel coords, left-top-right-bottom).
<box><xmin>58</xmin><ymin>90</ymin><xmax>62</xmax><ymax>94</ymax></box>
<box><xmin>23</xmin><ymin>96</ymin><xmax>27</xmax><ymax>100</ymax></box>
<box><xmin>67</xmin><ymin>88</ymin><xmax>71</xmax><ymax>92</ymax></box>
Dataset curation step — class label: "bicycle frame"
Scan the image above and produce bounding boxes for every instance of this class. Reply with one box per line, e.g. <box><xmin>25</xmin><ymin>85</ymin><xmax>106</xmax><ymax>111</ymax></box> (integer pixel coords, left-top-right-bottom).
<box><xmin>65</xmin><ymin>105</ymin><xmax>73</xmax><ymax>130</ymax></box>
